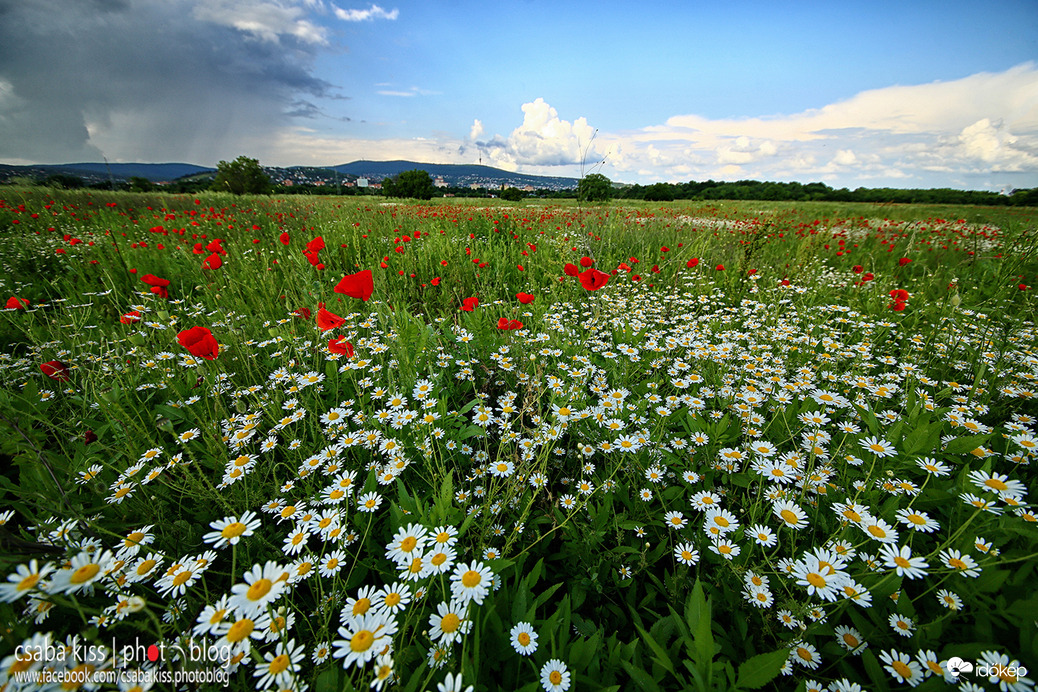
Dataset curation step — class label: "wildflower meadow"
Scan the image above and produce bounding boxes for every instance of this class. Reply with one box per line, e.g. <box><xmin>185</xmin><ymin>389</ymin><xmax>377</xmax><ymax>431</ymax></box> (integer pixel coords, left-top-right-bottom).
<box><xmin>0</xmin><ymin>188</ymin><xmax>1036</xmax><ymax>692</ymax></box>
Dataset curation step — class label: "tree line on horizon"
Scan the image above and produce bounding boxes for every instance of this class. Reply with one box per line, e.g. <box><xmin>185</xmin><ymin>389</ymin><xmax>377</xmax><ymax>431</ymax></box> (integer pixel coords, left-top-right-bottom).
<box><xmin>8</xmin><ymin>156</ymin><xmax>1038</xmax><ymax>207</ymax></box>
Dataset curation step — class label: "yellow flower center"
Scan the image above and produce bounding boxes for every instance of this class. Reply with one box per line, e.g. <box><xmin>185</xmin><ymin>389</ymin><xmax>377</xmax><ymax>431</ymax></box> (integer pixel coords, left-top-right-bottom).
<box><xmin>246</xmin><ymin>578</ymin><xmax>272</xmax><ymax>601</ymax></box>
<box><xmin>70</xmin><ymin>563</ymin><xmax>100</xmax><ymax>584</ymax></box>
<box><xmin>226</xmin><ymin>618</ymin><xmax>254</xmax><ymax>643</ymax></box>
<box><xmin>440</xmin><ymin>613</ymin><xmax>460</xmax><ymax>633</ymax></box>
<box><xmin>222</xmin><ymin>522</ymin><xmax>246</xmax><ymax>539</ymax></box>
<box><xmin>462</xmin><ymin>570</ymin><xmax>482</xmax><ymax>588</ymax></box>
<box><xmin>351</xmin><ymin>630</ymin><xmax>374</xmax><ymax>653</ymax></box>
<box><xmin>806</xmin><ymin>573</ymin><xmax>827</xmax><ymax>588</ymax></box>
<box><xmin>892</xmin><ymin>661</ymin><xmax>912</xmax><ymax>679</ymax></box>
<box><xmin>268</xmin><ymin>653</ymin><xmax>290</xmax><ymax>675</ymax></box>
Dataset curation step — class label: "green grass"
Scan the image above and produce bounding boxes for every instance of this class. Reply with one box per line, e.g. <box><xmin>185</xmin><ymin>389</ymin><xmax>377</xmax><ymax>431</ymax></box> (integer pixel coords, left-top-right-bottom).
<box><xmin>0</xmin><ymin>188</ymin><xmax>1036</xmax><ymax>692</ymax></box>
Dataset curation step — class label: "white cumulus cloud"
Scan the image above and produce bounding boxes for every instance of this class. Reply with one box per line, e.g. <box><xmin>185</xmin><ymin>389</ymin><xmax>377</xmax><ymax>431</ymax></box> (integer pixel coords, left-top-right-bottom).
<box><xmin>333</xmin><ymin>3</ymin><xmax>399</xmax><ymax>21</ymax></box>
<box><xmin>486</xmin><ymin>98</ymin><xmax>601</xmax><ymax>168</ymax></box>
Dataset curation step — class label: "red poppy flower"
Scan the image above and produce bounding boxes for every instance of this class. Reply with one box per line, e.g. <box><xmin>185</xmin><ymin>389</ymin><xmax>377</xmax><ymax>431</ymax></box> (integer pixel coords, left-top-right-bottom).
<box><xmin>206</xmin><ymin>239</ymin><xmax>226</xmax><ymax>254</ymax></box>
<box><xmin>888</xmin><ymin>288</ymin><xmax>910</xmax><ymax>311</ymax></box>
<box><xmin>140</xmin><ymin>274</ymin><xmax>169</xmax><ymax>288</ymax></box>
<box><xmin>715</xmin><ymin>264</ymin><xmax>725</xmax><ymax>271</ymax></box>
<box><xmin>316</xmin><ymin>303</ymin><xmax>345</xmax><ymax>331</ymax></box>
<box><xmin>120</xmin><ymin>311</ymin><xmax>141</xmax><ymax>324</ymax></box>
<box><xmin>497</xmin><ymin>318</ymin><xmax>524</xmax><ymax>330</ymax></box>
<box><xmin>202</xmin><ymin>253</ymin><xmax>222</xmax><ymax>270</ymax></box>
<box><xmin>898</xmin><ymin>257</ymin><xmax>912</xmax><ymax>266</ymax></box>
<box><xmin>579</xmin><ymin>256</ymin><xmax>594</xmax><ymax>268</ymax></box>
<box><xmin>431</xmin><ymin>277</ymin><xmax>441</xmax><ymax>286</ymax></box>
<box><xmin>40</xmin><ymin>360</ymin><xmax>70</xmax><ymax>381</ymax></box>
<box><xmin>292</xmin><ymin>307</ymin><xmax>311</xmax><ymax>320</ymax></box>
<box><xmin>334</xmin><ymin>269</ymin><xmax>374</xmax><ymax>302</ymax></box>
<box><xmin>177</xmin><ymin>326</ymin><xmax>219</xmax><ymax>360</ymax></box>
<box><xmin>84</xmin><ymin>429</ymin><xmax>98</xmax><ymax>444</ymax></box>
<box><xmin>686</xmin><ymin>258</ymin><xmax>699</xmax><ymax>268</ymax></box>
<box><xmin>6</xmin><ymin>296</ymin><xmax>28</xmax><ymax>310</ymax></box>
<box><xmin>852</xmin><ymin>265</ymin><xmax>864</xmax><ymax>274</ymax></box>
<box><xmin>563</xmin><ymin>263</ymin><xmax>579</xmax><ymax>277</ymax></box>
<box><xmin>279</xmin><ymin>232</ymin><xmax>290</xmax><ymax>245</ymax></box>
<box><xmin>306</xmin><ymin>236</ymin><xmax>325</xmax><ymax>253</ymax></box>
<box><xmin>460</xmin><ymin>297</ymin><xmax>479</xmax><ymax>312</ymax></box>
<box><xmin>578</xmin><ymin>268</ymin><xmax>610</xmax><ymax>291</ymax></box>
<box><xmin>140</xmin><ymin>274</ymin><xmax>170</xmax><ymax>298</ymax></box>
<box><xmin>328</xmin><ymin>337</ymin><xmax>354</xmax><ymax>357</ymax></box>
<box><xmin>516</xmin><ymin>292</ymin><xmax>535</xmax><ymax>304</ymax></box>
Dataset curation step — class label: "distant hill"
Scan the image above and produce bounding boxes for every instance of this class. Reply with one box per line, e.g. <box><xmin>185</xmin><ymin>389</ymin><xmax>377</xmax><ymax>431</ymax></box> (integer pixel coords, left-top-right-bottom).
<box><xmin>0</xmin><ymin>162</ymin><xmax>214</xmax><ymax>183</ymax></box>
<box><xmin>329</xmin><ymin>160</ymin><xmax>578</xmax><ymax>189</ymax></box>
<box><xmin>60</xmin><ymin>163</ymin><xmax>215</xmax><ymax>180</ymax></box>
<box><xmin>0</xmin><ymin>160</ymin><xmax>579</xmax><ymax>190</ymax></box>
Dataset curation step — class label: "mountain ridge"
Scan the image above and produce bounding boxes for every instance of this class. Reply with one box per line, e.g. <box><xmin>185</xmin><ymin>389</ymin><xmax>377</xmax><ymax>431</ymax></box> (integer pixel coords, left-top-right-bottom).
<box><xmin>0</xmin><ymin>160</ymin><xmax>580</xmax><ymax>189</ymax></box>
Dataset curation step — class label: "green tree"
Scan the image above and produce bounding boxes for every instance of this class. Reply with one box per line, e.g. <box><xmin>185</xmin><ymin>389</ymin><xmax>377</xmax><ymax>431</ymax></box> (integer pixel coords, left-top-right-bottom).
<box><xmin>127</xmin><ymin>176</ymin><xmax>153</xmax><ymax>192</ymax></box>
<box><xmin>643</xmin><ymin>182</ymin><xmax>674</xmax><ymax>202</ymax></box>
<box><xmin>577</xmin><ymin>173</ymin><xmax>612</xmax><ymax>202</ymax></box>
<box><xmin>383</xmin><ymin>169</ymin><xmax>436</xmax><ymax>200</ymax></box>
<box><xmin>211</xmin><ymin>156</ymin><xmax>272</xmax><ymax>195</ymax></box>
<box><xmin>499</xmin><ymin>187</ymin><xmax>524</xmax><ymax>202</ymax></box>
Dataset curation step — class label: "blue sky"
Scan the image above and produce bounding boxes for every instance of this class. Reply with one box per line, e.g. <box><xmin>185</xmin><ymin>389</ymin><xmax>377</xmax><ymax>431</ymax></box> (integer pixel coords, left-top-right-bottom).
<box><xmin>1</xmin><ymin>0</ymin><xmax>1036</xmax><ymax>189</ymax></box>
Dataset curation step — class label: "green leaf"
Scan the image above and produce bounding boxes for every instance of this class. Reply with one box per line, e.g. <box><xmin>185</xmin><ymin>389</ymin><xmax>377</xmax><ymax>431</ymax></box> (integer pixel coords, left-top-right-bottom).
<box><xmin>621</xmin><ymin>660</ymin><xmax>664</xmax><ymax>692</ymax></box>
<box><xmin>314</xmin><ymin>666</ymin><xmax>341</xmax><ymax>692</ymax></box>
<box><xmin>944</xmin><ymin>433</ymin><xmax>992</xmax><ymax>456</ymax></box>
<box><xmin>635</xmin><ymin>622</ymin><xmax>675</xmax><ymax>675</ymax></box>
<box><xmin>571</xmin><ymin>630</ymin><xmax>601</xmax><ymax>673</ymax></box>
<box><xmin>735</xmin><ymin>648</ymin><xmax>789</xmax><ymax>690</ymax></box>
<box><xmin>861</xmin><ymin>649</ymin><xmax>892</xmax><ymax>692</ymax></box>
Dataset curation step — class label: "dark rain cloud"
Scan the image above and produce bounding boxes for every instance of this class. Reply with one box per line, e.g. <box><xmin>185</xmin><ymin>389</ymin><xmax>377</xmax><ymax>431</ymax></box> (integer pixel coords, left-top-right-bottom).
<box><xmin>0</xmin><ymin>0</ymin><xmax>334</xmax><ymax>163</ymax></box>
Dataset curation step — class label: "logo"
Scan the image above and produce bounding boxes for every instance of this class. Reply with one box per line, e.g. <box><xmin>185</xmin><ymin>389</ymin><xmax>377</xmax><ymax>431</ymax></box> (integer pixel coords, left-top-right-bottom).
<box><xmin>945</xmin><ymin>656</ymin><xmax>974</xmax><ymax>677</ymax></box>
